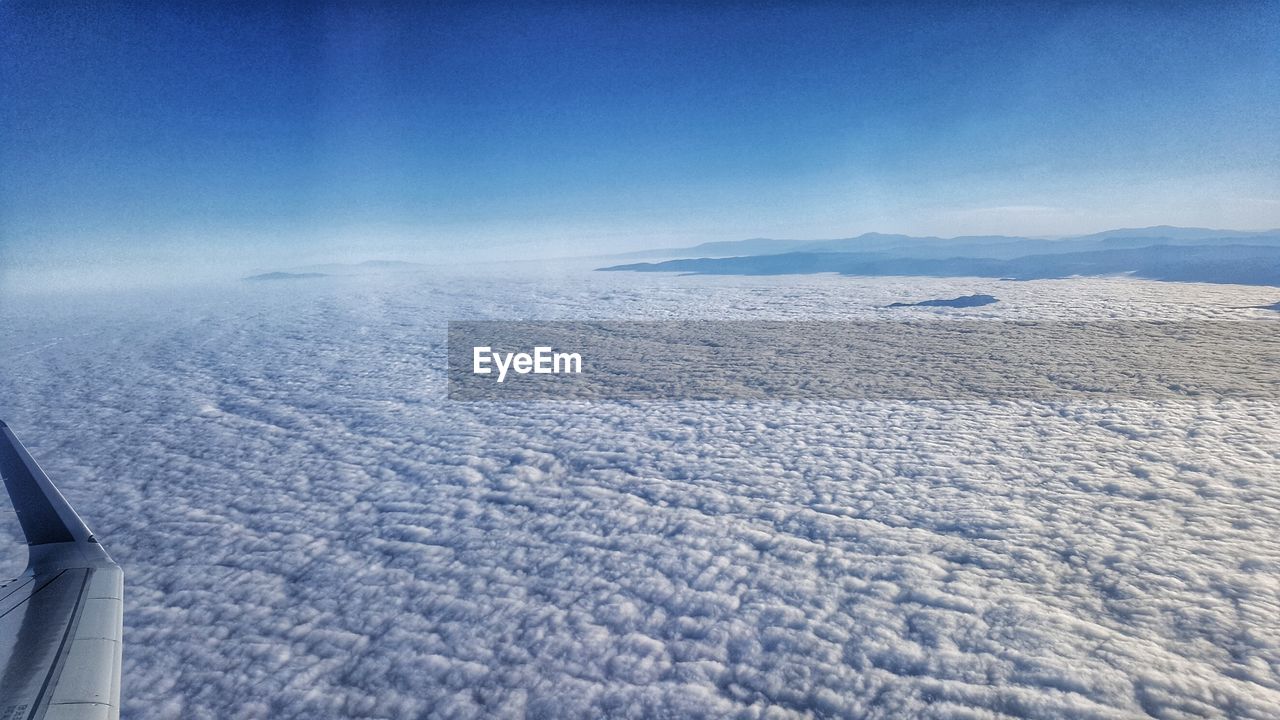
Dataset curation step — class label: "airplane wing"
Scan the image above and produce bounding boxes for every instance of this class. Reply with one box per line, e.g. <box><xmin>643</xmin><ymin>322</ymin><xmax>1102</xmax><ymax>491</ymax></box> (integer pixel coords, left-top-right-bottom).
<box><xmin>0</xmin><ymin>421</ymin><xmax>123</xmax><ymax>720</ymax></box>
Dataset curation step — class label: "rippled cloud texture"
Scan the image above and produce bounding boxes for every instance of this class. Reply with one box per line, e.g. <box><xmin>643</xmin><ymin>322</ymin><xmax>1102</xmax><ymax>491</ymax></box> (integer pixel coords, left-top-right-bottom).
<box><xmin>1</xmin><ymin>272</ymin><xmax>1278</xmax><ymax>718</ymax></box>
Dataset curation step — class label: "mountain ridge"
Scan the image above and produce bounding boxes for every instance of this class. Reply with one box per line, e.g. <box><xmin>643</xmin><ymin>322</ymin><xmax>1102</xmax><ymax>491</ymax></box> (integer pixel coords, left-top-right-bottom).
<box><xmin>610</xmin><ymin>226</ymin><xmax>1280</xmax><ymax>261</ymax></box>
<box><xmin>600</xmin><ymin>243</ymin><xmax>1280</xmax><ymax>287</ymax></box>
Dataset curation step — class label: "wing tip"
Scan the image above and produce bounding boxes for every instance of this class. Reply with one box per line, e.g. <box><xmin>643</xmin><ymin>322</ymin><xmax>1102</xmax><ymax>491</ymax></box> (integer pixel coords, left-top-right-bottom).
<box><xmin>0</xmin><ymin>422</ymin><xmax>94</xmax><ymax>547</ymax></box>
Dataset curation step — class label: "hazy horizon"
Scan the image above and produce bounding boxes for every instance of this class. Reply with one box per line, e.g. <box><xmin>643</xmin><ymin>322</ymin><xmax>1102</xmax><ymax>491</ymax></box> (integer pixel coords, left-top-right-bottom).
<box><xmin>4</xmin><ymin>2</ymin><xmax>1279</xmax><ymax>286</ymax></box>
<box><xmin>5</xmin><ymin>222</ymin><xmax>1280</xmax><ymax>295</ymax></box>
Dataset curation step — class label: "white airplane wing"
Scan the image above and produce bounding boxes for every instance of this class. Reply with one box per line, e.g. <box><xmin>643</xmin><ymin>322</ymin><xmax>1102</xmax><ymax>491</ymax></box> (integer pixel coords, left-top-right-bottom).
<box><xmin>0</xmin><ymin>421</ymin><xmax>123</xmax><ymax>720</ymax></box>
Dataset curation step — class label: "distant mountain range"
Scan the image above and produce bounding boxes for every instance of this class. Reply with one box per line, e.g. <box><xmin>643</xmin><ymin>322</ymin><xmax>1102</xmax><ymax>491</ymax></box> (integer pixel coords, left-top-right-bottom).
<box><xmin>611</xmin><ymin>226</ymin><xmax>1280</xmax><ymax>261</ymax></box>
<box><xmin>244</xmin><ymin>260</ymin><xmax>427</xmax><ymax>281</ymax></box>
<box><xmin>288</xmin><ymin>260</ymin><xmax>427</xmax><ymax>275</ymax></box>
<box><xmin>887</xmin><ymin>294</ymin><xmax>999</xmax><ymax>308</ymax></box>
<box><xmin>244</xmin><ymin>271</ymin><xmax>328</xmax><ymax>281</ymax></box>
<box><xmin>600</xmin><ymin>227</ymin><xmax>1280</xmax><ymax>287</ymax></box>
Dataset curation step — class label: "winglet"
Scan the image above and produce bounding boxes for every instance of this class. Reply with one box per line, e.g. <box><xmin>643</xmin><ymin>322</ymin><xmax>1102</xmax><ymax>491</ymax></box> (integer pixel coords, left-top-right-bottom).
<box><xmin>0</xmin><ymin>421</ymin><xmax>104</xmax><ymax>561</ymax></box>
<box><xmin>0</xmin><ymin>420</ymin><xmax>123</xmax><ymax>718</ymax></box>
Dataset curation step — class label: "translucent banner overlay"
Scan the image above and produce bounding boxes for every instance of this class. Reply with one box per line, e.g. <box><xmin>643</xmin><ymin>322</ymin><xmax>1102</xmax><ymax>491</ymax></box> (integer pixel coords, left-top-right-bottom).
<box><xmin>448</xmin><ymin>321</ymin><xmax>1280</xmax><ymax>401</ymax></box>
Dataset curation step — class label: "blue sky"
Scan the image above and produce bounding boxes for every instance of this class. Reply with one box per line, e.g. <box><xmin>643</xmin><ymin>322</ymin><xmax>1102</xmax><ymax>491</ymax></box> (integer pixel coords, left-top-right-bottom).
<box><xmin>2</xmin><ymin>1</ymin><xmax>1278</xmax><ymax>274</ymax></box>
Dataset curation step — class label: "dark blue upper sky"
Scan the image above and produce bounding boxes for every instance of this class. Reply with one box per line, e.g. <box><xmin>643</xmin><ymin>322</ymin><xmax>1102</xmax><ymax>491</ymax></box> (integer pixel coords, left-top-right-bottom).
<box><xmin>2</xmin><ymin>1</ymin><xmax>1278</xmax><ymax>273</ymax></box>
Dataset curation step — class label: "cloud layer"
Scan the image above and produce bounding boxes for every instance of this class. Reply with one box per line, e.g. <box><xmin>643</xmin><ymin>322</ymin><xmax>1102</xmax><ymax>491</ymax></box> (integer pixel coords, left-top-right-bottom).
<box><xmin>1</xmin><ymin>272</ymin><xmax>1277</xmax><ymax>718</ymax></box>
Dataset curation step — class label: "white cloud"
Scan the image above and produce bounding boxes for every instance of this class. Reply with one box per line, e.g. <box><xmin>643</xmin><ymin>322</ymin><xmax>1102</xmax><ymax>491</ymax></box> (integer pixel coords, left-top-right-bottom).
<box><xmin>1</xmin><ymin>271</ymin><xmax>1277</xmax><ymax>718</ymax></box>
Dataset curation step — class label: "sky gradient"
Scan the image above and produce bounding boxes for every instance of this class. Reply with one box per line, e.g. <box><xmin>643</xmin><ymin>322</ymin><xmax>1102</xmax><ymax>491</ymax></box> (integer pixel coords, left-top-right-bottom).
<box><xmin>2</xmin><ymin>1</ymin><xmax>1278</xmax><ymax>277</ymax></box>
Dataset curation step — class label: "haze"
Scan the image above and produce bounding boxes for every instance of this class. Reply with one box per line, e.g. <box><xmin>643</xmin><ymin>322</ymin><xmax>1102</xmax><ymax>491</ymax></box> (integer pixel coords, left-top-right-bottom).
<box><xmin>2</xmin><ymin>2</ymin><xmax>1279</xmax><ymax>289</ymax></box>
